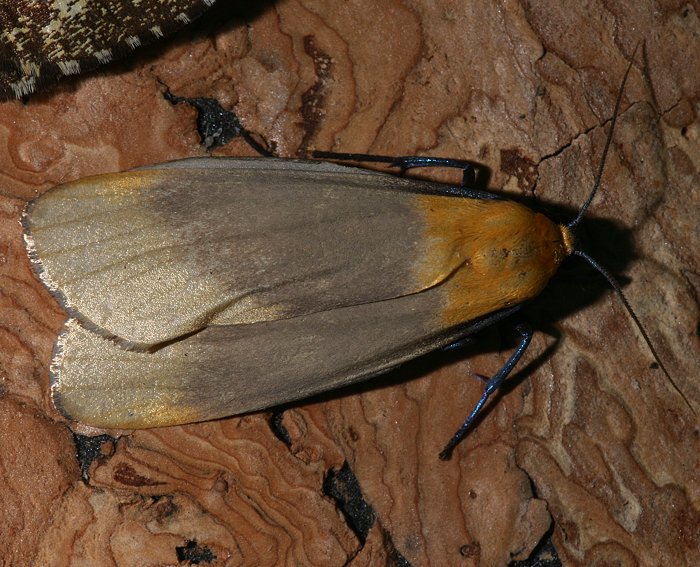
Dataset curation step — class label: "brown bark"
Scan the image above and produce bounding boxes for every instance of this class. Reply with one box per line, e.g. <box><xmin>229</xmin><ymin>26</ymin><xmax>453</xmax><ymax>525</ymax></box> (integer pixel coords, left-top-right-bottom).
<box><xmin>0</xmin><ymin>1</ymin><xmax>698</xmax><ymax>566</ymax></box>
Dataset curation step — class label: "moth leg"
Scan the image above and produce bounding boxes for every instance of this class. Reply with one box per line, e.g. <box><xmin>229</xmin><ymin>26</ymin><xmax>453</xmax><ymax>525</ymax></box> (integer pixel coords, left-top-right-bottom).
<box><xmin>312</xmin><ymin>151</ymin><xmax>477</xmax><ymax>188</ymax></box>
<box><xmin>439</xmin><ymin>322</ymin><xmax>533</xmax><ymax>460</ymax></box>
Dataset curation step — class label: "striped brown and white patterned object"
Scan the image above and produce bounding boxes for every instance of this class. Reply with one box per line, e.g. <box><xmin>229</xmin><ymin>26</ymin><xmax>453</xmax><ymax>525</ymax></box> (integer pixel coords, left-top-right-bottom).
<box><xmin>0</xmin><ymin>0</ymin><xmax>216</xmax><ymax>98</ymax></box>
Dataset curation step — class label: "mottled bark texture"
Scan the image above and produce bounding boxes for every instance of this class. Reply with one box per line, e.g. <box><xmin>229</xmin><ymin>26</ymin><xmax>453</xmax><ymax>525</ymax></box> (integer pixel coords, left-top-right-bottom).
<box><xmin>0</xmin><ymin>1</ymin><xmax>698</xmax><ymax>566</ymax></box>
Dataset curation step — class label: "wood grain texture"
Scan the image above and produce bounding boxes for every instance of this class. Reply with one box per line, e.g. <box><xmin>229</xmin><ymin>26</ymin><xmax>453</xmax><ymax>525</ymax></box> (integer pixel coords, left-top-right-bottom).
<box><xmin>0</xmin><ymin>1</ymin><xmax>697</xmax><ymax>566</ymax></box>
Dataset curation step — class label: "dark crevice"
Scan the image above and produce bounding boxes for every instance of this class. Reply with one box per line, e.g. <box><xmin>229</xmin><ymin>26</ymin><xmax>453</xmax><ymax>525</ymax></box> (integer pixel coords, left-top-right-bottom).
<box><xmin>509</xmin><ymin>522</ymin><xmax>562</xmax><ymax>567</ymax></box>
<box><xmin>73</xmin><ymin>433</ymin><xmax>116</xmax><ymax>482</ymax></box>
<box><xmin>269</xmin><ymin>410</ymin><xmax>291</xmax><ymax>445</ymax></box>
<box><xmin>507</xmin><ymin>451</ymin><xmax>561</xmax><ymax>566</ymax></box>
<box><xmin>323</xmin><ymin>462</ymin><xmax>376</xmax><ymax>544</ymax></box>
<box><xmin>323</xmin><ymin>461</ymin><xmax>411</xmax><ymax>566</ymax></box>
<box><xmin>175</xmin><ymin>539</ymin><xmax>216</xmax><ymax>565</ymax></box>
<box><xmin>163</xmin><ymin>92</ymin><xmax>272</xmax><ymax>155</ymax></box>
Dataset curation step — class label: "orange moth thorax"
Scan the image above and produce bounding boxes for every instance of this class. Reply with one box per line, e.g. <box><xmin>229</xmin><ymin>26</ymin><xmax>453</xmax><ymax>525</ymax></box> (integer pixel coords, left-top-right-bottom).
<box><xmin>417</xmin><ymin>196</ymin><xmax>574</xmax><ymax>326</ymax></box>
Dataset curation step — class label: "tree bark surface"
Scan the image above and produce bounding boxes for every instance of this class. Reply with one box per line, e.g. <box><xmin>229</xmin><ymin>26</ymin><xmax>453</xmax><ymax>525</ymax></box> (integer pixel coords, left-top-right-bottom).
<box><xmin>0</xmin><ymin>2</ymin><xmax>698</xmax><ymax>566</ymax></box>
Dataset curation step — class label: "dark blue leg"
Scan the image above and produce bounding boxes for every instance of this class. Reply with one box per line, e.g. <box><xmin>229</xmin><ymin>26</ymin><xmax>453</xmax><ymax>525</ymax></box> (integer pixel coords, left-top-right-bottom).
<box><xmin>439</xmin><ymin>323</ymin><xmax>533</xmax><ymax>460</ymax></box>
<box><xmin>312</xmin><ymin>151</ymin><xmax>477</xmax><ymax>188</ymax></box>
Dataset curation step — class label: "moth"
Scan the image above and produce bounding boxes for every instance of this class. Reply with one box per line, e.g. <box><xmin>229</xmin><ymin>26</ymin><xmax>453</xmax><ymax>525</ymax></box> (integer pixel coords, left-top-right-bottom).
<box><xmin>23</xmin><ymin>57</ymin><xmax>690</xmax><ymax>459</ymax></box>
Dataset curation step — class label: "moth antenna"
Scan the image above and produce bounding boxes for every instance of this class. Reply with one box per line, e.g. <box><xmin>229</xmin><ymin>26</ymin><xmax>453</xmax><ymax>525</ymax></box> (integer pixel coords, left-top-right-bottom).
<box><xmin>568</xmin><ymin>44</ymin><xmax>639</xmax><ymax>230</ymax></box>
<box><xmin>573</xmin><ymin>250</ymin><xmax>696</xmax><ymax>415</ymax></box>
<box><xmin>565</xmin><ymin>43</ymin><xmax>695</xmax><ymax>415</ymax></box>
